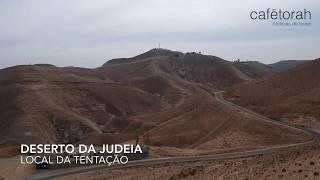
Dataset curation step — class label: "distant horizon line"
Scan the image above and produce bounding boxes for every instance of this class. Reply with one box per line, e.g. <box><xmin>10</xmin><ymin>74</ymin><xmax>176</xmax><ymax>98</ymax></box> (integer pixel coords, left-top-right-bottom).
<box><xmin>0</xmin><ymin>48</ymin><xmax>316</xmax><ymax>70</ymax></box>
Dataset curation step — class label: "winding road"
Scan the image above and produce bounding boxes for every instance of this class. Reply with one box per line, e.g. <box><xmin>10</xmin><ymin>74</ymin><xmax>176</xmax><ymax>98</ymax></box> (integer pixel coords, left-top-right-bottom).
<box><xmin>26</xmin><ymin>91</ymin><xmax>320</xmax><ymax>180</ymax></box>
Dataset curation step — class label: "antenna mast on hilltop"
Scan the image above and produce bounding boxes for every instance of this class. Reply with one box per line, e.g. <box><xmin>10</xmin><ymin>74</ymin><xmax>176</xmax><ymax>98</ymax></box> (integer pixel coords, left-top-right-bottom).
<box><xmin>158</xmin><ymin>43</ymin><xmax>160</xmax><ymax>49</ymax></box>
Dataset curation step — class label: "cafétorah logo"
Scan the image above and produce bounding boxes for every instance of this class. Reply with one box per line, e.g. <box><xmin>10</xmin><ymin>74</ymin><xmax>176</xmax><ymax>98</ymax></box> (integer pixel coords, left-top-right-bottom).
<box><xmin>250</xmin><ymin>8</ymin><xmax>312</xmax><ymax>26</ymax></box>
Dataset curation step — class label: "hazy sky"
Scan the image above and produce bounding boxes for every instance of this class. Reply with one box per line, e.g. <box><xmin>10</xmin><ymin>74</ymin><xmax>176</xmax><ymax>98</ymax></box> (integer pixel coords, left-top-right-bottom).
<box><xmin>0</xmin><ymin>0</ymin><xmax>319</xmax><ymax>68</ymax></box>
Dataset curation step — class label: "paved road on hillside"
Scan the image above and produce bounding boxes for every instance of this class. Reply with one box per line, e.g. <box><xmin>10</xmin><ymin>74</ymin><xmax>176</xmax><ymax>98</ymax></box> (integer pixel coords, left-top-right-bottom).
<box><xmin>26</xmin><ymin>141</ymin><xmax>314</xmax><ymax>180</ymax></box>
<box><xmin>214</xmin><ymin>91</ymin><xmax>320</xmax><ymax>140</ymax></box>
<box><xmin>26</xmin><ymin>91</ymin><xmax>320</xmax><ymax>180</ymax></box>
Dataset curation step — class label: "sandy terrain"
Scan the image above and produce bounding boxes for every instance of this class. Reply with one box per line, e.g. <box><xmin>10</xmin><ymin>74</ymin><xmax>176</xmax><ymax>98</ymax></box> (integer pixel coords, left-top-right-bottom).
<box><xmin>0</xmin><ymin>156</ymin><xmax>34</xmax><ymax>180</ymax></box>
<box><xmin>62</xmin><ymin>142</ymin><xmax>320</xmax><ymax>180</ymax></box>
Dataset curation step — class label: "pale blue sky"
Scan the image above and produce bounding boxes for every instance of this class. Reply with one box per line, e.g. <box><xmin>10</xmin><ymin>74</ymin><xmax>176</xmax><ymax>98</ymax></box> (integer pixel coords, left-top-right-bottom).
<box><xmin>0</xmin><ymin>0</ymin><xmax>319</xmax><ymax>68</ymax></box>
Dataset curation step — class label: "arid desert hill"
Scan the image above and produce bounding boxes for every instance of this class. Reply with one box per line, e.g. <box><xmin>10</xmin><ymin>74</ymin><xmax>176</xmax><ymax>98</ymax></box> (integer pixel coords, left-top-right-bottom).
<box><xmin>0</xmin><ymin>49</ymin><xmax>312</xmax><ymax>156</ymax></box>
<box><xmin>268</xmin><ymin>60</ymin><xmax>309</xmax><ymax>73</ymax></box>
<box><xmin>226</xmin><ymin>58</ymin><xmax>320</xmax><ymax>131</ymax></box>
<box><xmin>98</xmin><ymin>49</ymin><xmax>273</xmax><ymax>90</ymax></box>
